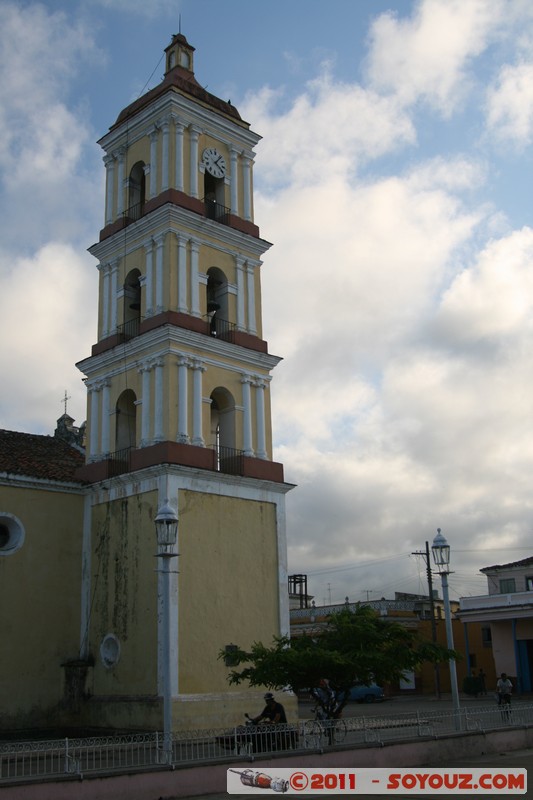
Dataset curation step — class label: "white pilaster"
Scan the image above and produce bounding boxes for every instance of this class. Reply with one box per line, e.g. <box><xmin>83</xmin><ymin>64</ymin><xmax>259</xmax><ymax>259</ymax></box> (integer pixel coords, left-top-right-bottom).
<box><xmin>101</xmin><ymin>380</ymin><xmax>112</xmax><ymax>455</ymax></box>
<box><xmin>139</xmin><ymin>363</ymin><xmax>152</xmax><ymax>447</ymax></box>
<box><xmin>176</xmin><ymin>234</ymin><xmax>188</xmax><ymax>313</ymax></box>
<box><xmin>154</xmin><ymin>359</ymin><xmax>165</xmax><ymax>442</ymax></box>
<box><xmin>115</xmin><ymin>147</ymin><xmax>126</xmax><ymax>216</ymax></box>
<box><xmin>149</xmin><ymin>127</ymin><xmax>159</xmax><ymax>199</ymax></box>
<box><xmin>177</xmin><ymin>356</ymin><xmax>190</xmax><ymax>443</ymax></box>
<box><xmin>144</xmin><ymin>239</ymin><xmax>154</xmax><ymax>317</ymax></box>
<box><xmin>190</xmin><ymin>239</ymin><xmax>200</xmax><ymax>317</ymax></box>
<box><xmin>230</xmin><ymin>148</ymin><xmax>239</xmax><ymax>214</ymax></box>
<box><xmin>88</xmin><ymin>383</ymin><xmax>100</xmax><ymax>460</ymax></box>
<box><xmin>191</xmin><ymin>360</ymin><xmax>206</xmax><ymax>446</ymax></box>
<box><xmin>174</xmin><ymin>119</ymin><xmax>185</xmax><ymax>191</ymax></box>
<box><xmin>100</xmin><ymin>263</ymin><xmax>110</xmax><ymax>337</ymax></box>
<box><xmin>110</xmin><ymin>260</ymin><xmax>119</xmax><ymax>333</ymax></box>
<box><xmin>242</xmin><ymin>152</ymin><xmax>253</xmax><ymax>221</ymax></box>
<box><xmin>104</xmin><ymin>154</ymin><xmax>115</xmax><ymax>225</ymax></box>
<box><xmin>241</xmin><ymin>375</ymin><xmax>254</xmax><ymax>456</ymax></box>
<box><xmin>246</xmin><ymin>263</ymin><xmax>257</xmax><ymax>335</ymax></box>
<box><xmin>236</xmin><ymin>256</ymin><xmax>246</xmax><ymax>331</ymax></box>
<box><xmin>160</xmin><ymin>119</ymin><xmax>170</xmax><ymax>192</ymax></box>
<box><xmin>189</xmin><ymin>126</ymin><xmax>201</xmax><ymax>199</ymax></box>
<box><xmin>154</xmin><ymin>234</ymin><xmax>165</xmax><ymax>313</ymax></box>
<box><xmin>254</xmin><ymin>378</ymin><xmax>267</xmax><ymax>459</ymax></box>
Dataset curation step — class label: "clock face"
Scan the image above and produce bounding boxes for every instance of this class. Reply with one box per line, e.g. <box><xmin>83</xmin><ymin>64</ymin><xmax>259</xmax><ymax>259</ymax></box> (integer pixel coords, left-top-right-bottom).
<box><xmin>202</xmin><ymin>147</ymin><xmax>226</xmax><ymax>179</ymax></box>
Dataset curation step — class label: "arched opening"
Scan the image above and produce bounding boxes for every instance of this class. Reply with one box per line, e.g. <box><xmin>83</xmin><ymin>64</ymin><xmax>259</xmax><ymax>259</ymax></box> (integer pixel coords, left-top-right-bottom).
<box><xmin>128</xmin><ymin>162</ymin><xmax>146</xmax><ymax>220</ymax></box>
<box><xmin>115</xmin><ymin>389</ymin><xmax>137</xmax><ymax>452</ymax></box>
<box><xmin>206</xmin><ymin>267</ymin><xmax>230</xmax><ymax>338</ymax></box>
<box><xmin>123</xmin><ymin>268</ymin><xmax>141</xmax><ymax>338</ymax></box>
<box><xmin>210</xmin><ymin>387</ymin><xmax>237</xmax><ymax>471</ymax></box>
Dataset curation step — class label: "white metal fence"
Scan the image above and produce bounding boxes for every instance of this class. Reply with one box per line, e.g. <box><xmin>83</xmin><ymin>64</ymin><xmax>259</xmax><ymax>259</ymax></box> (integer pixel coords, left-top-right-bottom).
<box><xmin>1</xmin><ymin>703</ymin><xmax>531</xmax><ymax>785</ymax></box>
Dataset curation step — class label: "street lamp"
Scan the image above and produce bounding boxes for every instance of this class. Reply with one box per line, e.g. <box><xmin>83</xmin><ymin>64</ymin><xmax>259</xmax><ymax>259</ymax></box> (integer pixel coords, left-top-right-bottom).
<box><xmin>155</xmin><ymin>500</ymin><xmax>178</xmax><ymax>764</ymax></box>
<box><xmin>431</xmin><ymin>528</ymin><xmax>461</xmax><ymax>726</ymax></box>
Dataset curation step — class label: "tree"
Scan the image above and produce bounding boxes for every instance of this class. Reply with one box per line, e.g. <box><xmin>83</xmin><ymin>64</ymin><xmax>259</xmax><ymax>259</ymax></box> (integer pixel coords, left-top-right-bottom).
<box><xmin>221</xmin><ymin>605</ymin><xmax>457</xmax><ymax>718</ymax></box>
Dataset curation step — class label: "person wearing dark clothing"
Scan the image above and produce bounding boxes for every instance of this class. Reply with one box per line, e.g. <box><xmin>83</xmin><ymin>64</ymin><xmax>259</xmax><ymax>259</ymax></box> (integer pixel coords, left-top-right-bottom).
<box><xmin>250</xmin><ymin>693</ymin><xmax>287</xmax><ymax>724</ymax></box>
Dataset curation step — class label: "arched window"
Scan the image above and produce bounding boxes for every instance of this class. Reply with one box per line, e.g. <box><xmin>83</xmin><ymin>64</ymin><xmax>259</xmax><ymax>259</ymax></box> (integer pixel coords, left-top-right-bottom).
<box><xmin>123</xmin><ymin>269</ymin><xmax>141</xmax><ymax>338</ymax></box>
<box><xmin>206</xmin><ymin>267</ymin><xmax>230</xmax><ymax>338</ymax></box>
<box><xmin>115</xmin><ymin>389</ymin><xmax>137</xmax><ymax>452</ymax></box>
<box><xmin>128</xmin><ymin>162</ymin><xmax>146</xmax><ymax>220</ymax></box>
<box><xmin>210</xmin><ymin>387</ymin><xmax>236</xmax><ymax>471</ymax></box>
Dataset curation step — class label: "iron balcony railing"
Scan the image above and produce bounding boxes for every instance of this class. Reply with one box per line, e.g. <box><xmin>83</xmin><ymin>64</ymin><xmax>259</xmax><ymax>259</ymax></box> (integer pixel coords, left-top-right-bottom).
<box><xmin>204</xmin><ymin>198</ymin><xmax>230</xmax><ymax>226</ymax></box>
<box><xmin>116</xmin><ymin>318</ymin><xmax>141</xmax><ymax>342</ymax></box>
<box><xmin>1</xmin><ymin>703</ymin><xmax>532</xmax><ymax>784</ymax></box>
<box><xmin>208</xmin><ymin>314</ymin><xmax>236</xmax><ymax>343</ymax></box>
<box><xmin>214</xmin><ymin>446</ymin><xmax>244</xmax><ymax>476</ymax></box>
<box><xmin>124</xmin><ymin>202</ymin><xmax>144</xmax><ymax>223</ymax></box>
<box><xmin>107</xmin><ymin>447</ymin><xmax>132</xmax><ymax>478</ymax></box>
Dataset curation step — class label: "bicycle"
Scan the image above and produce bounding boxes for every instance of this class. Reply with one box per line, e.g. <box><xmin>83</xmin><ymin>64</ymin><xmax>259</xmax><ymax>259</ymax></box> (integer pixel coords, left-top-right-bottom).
<box><xmin>303</xmin><ymin>706</ymin><xmax>347</xmax><ymax>747</ymax></box>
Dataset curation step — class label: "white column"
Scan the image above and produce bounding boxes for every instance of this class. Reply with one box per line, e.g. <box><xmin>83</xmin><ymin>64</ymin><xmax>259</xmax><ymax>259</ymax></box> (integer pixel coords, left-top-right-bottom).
<box><xmin>115</xmin><ymin>147</ymin><xmax>126</xmax><ymax>216</ymax></box>
<box><xmin>235</xmin><ymin>256</ymin><xmax>245</xmax><ymax>331</ymax></box>
<box><xmin>161</xmin><ymin>119</ymin><xmax>170</xmax><ymax>192</ymax></box>
<box><xmin>254</xmin><ymin>378</ymin><xmax>267</xmax><ymax>459</ymax></box>
<box><xmin>100</xmin><ymin>263</ymin><xmax>110</xmax><ymax>337</ymax></box>
<box><xmin>139</xmin><ymin>363</ymin><xmax>152</xmax><ymax>447</ymax></box>
<box><xmin>190</xmin><ymin>240</ymin><xmax>200</xmax><ymax>317</ymax></box>
<box><xmin>177</xmin><ymin>356</ymin><xmax>190</xmax><ymax>443</ymax></box>
<box><xmin>191</xmin><ymin>360</ymin><xmax>205</xmax><ymax>446</ymax></box>
<box><xmin>144</xmin><ymin>239</ymin><xmax>154</xmax><ymax>317</ymax></box>
<box><xmin>101</xmin><ymin>380</ymin><xmax>111</xmax><ymax>455</ymax></box>
<box><xmin>104</xmin><ymin>154</ymin><xmax>115</xmax><ymax>225</ymax></box>
<box><xmin>154</xmin><ymin>359</ymin><xmax>165</xmax><ymax>442</ymax></box>
<box><xmin>189</xmin><ymin>126</ymin><xmax>201</xmax><ymax>199</ymax></box>
<box><xmin>246</xmin><ymin>262</ymin><xmax>257</xmax><ymax>335</ymax></box>
<box><xmin>242</xmin><ymin>153</ymin><xmax>252</xmax><ymax>221</ymax></box>
<box><xmin>88</xmin><ymin>383</ymin><xmax>100</xmax><ymax>460</ymax></box>
<box><xmin>230</xmin><ymin>148</ymin><xmax>239</xmax><ymax>214</ymax></box>
<box><xmin>241</xmin><ymin>375</ymin><xmax>254</xmax><ymax>456</ymax></box>
<box><xmin>176</xmin><ymin>234</ymin><xmax>188</xmax><ymax>313</ymax></box>
<box><xmin>149</xmin><ymin>127</ymin><xmax>159</xmax><ymax>199</ymax></box>
<box><xmin>154</xmin><ymin>234</ymin><xmax>165</xmax><ymax>313</ymax></box>
<box><xmin>109</xmin><ymin>260</ymin><xmax>119</xmax><ymax>333</ymax></box>
<box><xmin>174</xmin><ymin>119</ymin><xmax>185</xmax><ymax>191</ymax></box>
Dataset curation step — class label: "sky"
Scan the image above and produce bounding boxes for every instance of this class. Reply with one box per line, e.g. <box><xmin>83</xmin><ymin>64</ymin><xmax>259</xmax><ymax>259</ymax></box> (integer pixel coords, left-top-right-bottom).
<box><xmin>2</xmin><ymin>0</ymin><xmax>533</xmax><ymax>604</ymax></box>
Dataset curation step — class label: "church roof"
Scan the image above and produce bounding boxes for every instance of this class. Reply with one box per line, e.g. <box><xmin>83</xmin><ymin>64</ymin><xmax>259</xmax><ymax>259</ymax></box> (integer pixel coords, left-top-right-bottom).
<box><xmin>0</xmin><ymin>429</ymin><xmax>85</xmax><ymax>484</ymax></box>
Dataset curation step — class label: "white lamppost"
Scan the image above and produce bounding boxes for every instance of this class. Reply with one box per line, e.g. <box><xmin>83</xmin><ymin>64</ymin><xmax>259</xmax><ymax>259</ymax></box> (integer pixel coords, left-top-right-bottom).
<box><xmin>155</xmin><ymin>500</ymin><xmax>178</xmax><ymax>764</ymax></box>
<box><xmin>431</xmin><ymin>528</ymin><xmax>461</xmax><ymax>726</ymax></box>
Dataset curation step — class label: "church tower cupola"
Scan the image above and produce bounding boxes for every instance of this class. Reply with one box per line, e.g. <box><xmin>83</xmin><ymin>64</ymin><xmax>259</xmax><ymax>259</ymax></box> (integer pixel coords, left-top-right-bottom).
<box><xmin>165</xmin><ymin>32</ymin><xmax>195</xmax><ymax>75</ymax></box>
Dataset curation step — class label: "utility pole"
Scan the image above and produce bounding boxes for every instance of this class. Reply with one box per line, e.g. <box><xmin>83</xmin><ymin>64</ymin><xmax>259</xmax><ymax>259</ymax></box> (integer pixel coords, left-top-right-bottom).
<box><xmin>412</xmin><ymin>541</ymin><xmax>441</xmax><ymax>698</ymax></box>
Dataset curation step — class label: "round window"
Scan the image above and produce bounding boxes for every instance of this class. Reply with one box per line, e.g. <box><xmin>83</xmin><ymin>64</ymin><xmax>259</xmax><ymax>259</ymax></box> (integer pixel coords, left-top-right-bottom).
<box><xmin>0</xmin><ymin>514</ymin><xmax>25</xmax><ymax>555</ymax></box>
<box><xmin>100</xmin><ymin>634</ymin><xmax>121</xmax><ymax>669</ymax></box>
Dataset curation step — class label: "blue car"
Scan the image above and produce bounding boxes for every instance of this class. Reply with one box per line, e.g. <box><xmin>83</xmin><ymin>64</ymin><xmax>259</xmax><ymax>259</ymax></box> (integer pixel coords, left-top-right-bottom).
<box><xmin>346</xmin><ymin>684</ymin><xmax>384</xmax><ymax>703</ymax></box>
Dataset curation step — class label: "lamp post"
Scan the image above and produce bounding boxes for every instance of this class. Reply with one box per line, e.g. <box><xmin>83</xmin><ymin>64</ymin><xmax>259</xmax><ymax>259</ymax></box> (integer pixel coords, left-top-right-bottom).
<box><xmin>155</xmin><ymin>500</ymin><xmax>178</xmax><ymax>764</ymax></box>
<box><xmin>431</xmin><ymin>528</ymin><xmax>461</xmax><ymax>727</ymax></box>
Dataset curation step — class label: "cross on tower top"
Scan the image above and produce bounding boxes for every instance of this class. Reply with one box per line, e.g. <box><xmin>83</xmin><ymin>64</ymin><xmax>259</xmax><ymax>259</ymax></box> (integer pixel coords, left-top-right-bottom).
<box><xmin>61</xmin><ymin>390</ymin><xmax>71</xmax><ymax>415</ymax></box>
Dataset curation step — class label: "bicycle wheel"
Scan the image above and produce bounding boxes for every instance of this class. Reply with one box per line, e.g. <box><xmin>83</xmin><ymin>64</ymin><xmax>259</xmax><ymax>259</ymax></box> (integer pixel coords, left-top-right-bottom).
<box><xmin>302</xmin><ymin>720</ymin><xmax>322</xmax><ymax>748</ymax></box>
<box><xmin>333</xmin><ymin>718</ymin><xmax>347</xmax><ymax>744</ymax></box>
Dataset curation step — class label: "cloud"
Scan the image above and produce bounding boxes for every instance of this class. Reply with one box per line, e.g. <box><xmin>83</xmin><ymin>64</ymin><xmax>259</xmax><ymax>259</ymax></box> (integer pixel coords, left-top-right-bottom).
<box><xmin>486</xmin><ymin>62</ymin><xmax>533</xmax><ymax>145</ymax></box>
<box><xmin>365</xmin><ymin>0</ymin><xmax>505</xmax><ymax>115</ymax></box>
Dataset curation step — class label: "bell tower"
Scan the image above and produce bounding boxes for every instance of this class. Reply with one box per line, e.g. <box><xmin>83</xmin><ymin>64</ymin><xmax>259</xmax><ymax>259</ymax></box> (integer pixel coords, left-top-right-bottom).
<box><xmin>75</xmin><ymin>33</ymin><xmax>294</xmax><ymax>731</ymax></box>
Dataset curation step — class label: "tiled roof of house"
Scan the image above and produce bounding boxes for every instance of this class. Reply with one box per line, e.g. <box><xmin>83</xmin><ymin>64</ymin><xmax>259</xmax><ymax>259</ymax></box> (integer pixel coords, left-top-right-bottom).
<box><xmin>480</xmin><ymin>556</ymin><xmax>533</xmax><ymax>573</ymax></box>
<box><xmin>0</xmin><ymin>429</ymin><xmax>85</xmax><ymax>483</ymax></box>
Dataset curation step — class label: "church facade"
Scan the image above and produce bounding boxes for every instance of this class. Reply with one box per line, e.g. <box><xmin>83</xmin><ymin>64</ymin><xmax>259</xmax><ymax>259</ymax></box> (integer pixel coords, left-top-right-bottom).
<box><xmin>0</xmin><ymin>33</ymin><xmax>294</xmax><ymax>733</ymax></box>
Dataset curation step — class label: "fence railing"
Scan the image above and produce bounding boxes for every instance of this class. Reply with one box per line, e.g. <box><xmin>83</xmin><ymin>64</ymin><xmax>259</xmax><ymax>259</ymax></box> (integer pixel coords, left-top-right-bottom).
<box><xmin>1</xmin><ymin>703</ymin><xmax>532</xmax><ymax>785</ymax></box>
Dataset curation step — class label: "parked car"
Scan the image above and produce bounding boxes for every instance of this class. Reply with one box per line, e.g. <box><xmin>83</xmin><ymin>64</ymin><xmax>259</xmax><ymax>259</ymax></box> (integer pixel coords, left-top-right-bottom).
<box><xmin>346</xmin><ymin>684</ymin><xmax>384</xmax><ymax>703</ymax></box>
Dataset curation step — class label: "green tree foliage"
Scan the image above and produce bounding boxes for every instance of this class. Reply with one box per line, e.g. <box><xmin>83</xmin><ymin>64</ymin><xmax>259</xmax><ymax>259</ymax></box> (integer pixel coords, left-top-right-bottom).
<box><xmin>221</xmin><ymin>606</ymin><xmax>457</xmax><ymax>717</ymax></box>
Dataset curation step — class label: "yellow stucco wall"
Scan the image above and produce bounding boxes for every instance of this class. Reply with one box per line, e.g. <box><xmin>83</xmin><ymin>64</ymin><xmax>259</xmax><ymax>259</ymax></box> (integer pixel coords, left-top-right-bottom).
<box><xmin>0</xmin><ymin>484</ymin><xmax>85</xmax><ymax>727</ymax></box>
<box><xmin>178</xmin><ymin>490</ymin><xmax>280</xmax><ymax>694</ymax></box>
<box><xmin>88</xmin><ymin>490</ymin><xmax>159</xmax><ymax>697</ymax></box>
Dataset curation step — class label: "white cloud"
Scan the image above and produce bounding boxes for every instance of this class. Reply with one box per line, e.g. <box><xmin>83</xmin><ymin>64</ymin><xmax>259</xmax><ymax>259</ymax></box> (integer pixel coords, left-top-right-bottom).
<box><xmin>486</xmin><ymin>62</ymin><xmax>533</xmax><ymax>145</ymax></box>
<box><xmin>366</xmin><ymin>0</ymin><xmax>505</xmax><ymax>115</ymax></box>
